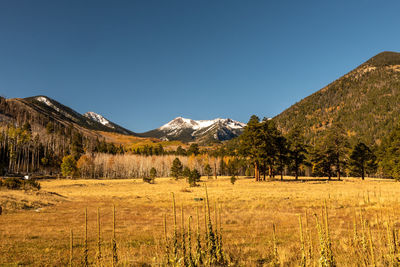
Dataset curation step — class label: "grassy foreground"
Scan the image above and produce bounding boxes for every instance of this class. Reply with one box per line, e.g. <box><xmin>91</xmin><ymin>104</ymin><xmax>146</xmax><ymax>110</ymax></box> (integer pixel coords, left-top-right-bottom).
<box><xmin>1</xmin><ymin>176</ymin><xmax>400</xmax><ymax>266</ymax></box>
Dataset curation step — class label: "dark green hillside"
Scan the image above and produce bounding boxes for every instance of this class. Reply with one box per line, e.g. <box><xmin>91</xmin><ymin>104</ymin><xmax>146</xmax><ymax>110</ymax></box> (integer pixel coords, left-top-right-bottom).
<box><xmin>366</xmin><ymin>51</ymin><xmax>400</xmax><ymax>67</ymax></box>
<box><xmin>273</xmin><ymin>51</ymin><xmax>400</xmax><ymax>146</ymax></box>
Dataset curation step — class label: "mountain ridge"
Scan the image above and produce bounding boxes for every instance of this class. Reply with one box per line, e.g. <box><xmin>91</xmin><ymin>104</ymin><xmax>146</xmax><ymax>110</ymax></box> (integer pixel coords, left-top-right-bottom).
<box><xmin>139</xmin><ymin>117</ymin><xmax>246</xmax><ymax>143</ymax></box>
<box><xmin>273</xmin><ymin>51</ymin><xmax>400</xmax><ymax>146</ymax></box>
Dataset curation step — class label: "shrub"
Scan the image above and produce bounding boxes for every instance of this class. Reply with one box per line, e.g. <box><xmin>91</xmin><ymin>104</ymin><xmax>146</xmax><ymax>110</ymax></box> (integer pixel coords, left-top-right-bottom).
<box><xmin>61</xmin><ymin>155</ymin><xmax>77</xmax><ymax>178</ymax></box>
<box><xmin>143</xmin><ymin>177</ymin><xmax>153</xmax><ymax>184</ymax></box>
<box><xmin>144</xmin><ymin>167</ymin><xmax>157</xmax><ymax>184</ymax></box>
<box><xmin>230</xmin><ymin>176</ymin><xmax>237</xmax><ymax>185</ymax></box>
<box><xmin>1</xmin><ymin>177</ymin><xmax>22</xmax><ymax>189</ymax></box>
<box><xmin>24</xmin><ymin>179</ymin><xmax>41</xmax><ymax>190</ymax></box>
<box><xmin>0</xmin><ymin>178</ymin><xmax>40</xmax><ymax>190</ymax></box>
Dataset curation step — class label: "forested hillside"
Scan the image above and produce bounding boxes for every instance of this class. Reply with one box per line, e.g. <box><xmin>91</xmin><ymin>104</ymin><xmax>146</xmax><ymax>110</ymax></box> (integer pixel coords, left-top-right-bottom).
<box><xmin>274</xmin><ymin>51</ymin><xmax>400</xmax><ymax>146</ymax></box>
<box><xmin>0</xmin><ymin>96</ymin><xmax>143</xmax><ymax>175</ymax></box>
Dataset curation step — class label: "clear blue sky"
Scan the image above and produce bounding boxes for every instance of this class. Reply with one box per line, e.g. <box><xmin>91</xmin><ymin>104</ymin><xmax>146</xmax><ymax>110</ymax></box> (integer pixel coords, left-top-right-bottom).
<box><xmin>0</xmin><ymin>0</ymin><xmax>399</xmax><ymax>132</ymax></box>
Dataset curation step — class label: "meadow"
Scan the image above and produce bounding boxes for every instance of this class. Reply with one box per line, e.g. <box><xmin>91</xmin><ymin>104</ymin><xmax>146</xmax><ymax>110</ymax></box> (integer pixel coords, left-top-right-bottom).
<box><xmin>1</xmin><ymin>176</ymin><xmax>400</xmax><ymax>266</ymax></box>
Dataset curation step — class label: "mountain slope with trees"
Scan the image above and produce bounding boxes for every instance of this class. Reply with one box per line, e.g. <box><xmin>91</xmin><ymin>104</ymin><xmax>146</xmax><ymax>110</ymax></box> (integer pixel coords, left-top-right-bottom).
<box><xmin>273</xmin><ymin>51</ymin><xmax>400</xmax><ymax>146</ymax></box>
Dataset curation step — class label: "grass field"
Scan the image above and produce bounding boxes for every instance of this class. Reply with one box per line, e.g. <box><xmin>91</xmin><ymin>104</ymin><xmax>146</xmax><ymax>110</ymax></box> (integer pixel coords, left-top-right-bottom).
<box><xmin>1</xmin><ymin>176</ymin><xmax>400</xmax><ymax>266</ymax></box>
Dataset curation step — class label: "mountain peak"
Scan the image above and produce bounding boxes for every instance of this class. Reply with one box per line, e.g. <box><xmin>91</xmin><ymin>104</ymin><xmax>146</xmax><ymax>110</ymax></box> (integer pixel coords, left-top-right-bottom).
<box><xmin>365</xmin><ymin>51</ymin><xmax>400</xmax><ymax>67</ymax></box>
<box><xmin>84</xmin><ymin>111</ymin><xmax>115</xmax><ymax>129</ymax></box>
<box><xmin>34</xmin><ymin>95</ymin><xmax>57</xmax><ymax>109</ymax></box>
<box><xmin>141</xmin><ymin>117</ymin><xmax>246</xmax><ymax>143</ymax></box>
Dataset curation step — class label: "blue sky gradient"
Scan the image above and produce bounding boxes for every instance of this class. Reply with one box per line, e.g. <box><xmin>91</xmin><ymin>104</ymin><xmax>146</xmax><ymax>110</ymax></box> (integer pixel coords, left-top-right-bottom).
<box><xmin>1</xmin><ymin>0</ymin><xmax>399</xmax><ymax>132</ymax></box>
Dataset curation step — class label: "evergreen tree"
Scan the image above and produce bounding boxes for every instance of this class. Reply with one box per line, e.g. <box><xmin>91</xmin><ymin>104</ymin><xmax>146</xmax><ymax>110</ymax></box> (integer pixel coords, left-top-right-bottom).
<box><xmin>61</xmin><ymin>155</ymin><xmax>77</xmax><ymax>178</ymax></box>
<box><xmin>154</xmin><ymin>144</ymin><xmax>164</xmax><ymax>155</ymax></box>
<box><xmin>187</xmin><ymin>143</ymin><xmax>200</xmax><ymax>156</ymax></box>
<box><xmin>188</xmin><ymin>169</ymin><xmax>201</xmax><ymax>187</ymax></box>
<box><xmin>227</xmin><ymin>159</ymin><xmax>238</xmax><ymax>177</ymax></box>
<box><xmin>183</xmin><ymin>166</ymin><xmax>191</xmax><ymax>178</ymax></box>
<box><xmin>149</xmin><ymin>167</ymin><xmax>157</xmax><ymax>183</ymax></box>
<box><xmin>239</xmin><ymin>115</ymin><xmax>263</xmax><ymax>181</ymax></box>
<box><xmin>176</xmin><ymin>146</ymin><xmax>186</xmax><ymax>156</ymax></box>
<box><xmin>379</xmin><ymin>124</ymin><xmax>400</xmax><ymax>179</ymax></box>
<box><xmin>71</xmin><ymin>132</ymin><xmax>84</xmax><ymax>160</ymax></box>
<box><xmin>349</xmin><ymin>142</ymin><xmax>377</xmax><ymax>180</ymax></box>
<box><xmin>287</xmin><ymin>127</ymin><xmax>307</xmax><ymax>180</ymax></box>
<box><xmin>275</xmin><ymin>135</ymin><xmax>290</xmax><ymax>180</ymax></box>
<box><xmin>259</xmin><ymin>119</ymin><xmax>280</xmax><ymax>180</ymax></box>
<box><xmin>204</xmin><ymin>164</ymin><xmax>212</xmax><ymax>179</ymax></box>
<box><xmin>170</xmin><ymin>158</ymin><xmax>183</xmax><ymax>180</ymax></box>
<box><xmin>310</xmin><ymin>143</ymin><xmax>335</xmax><ymax>180</ymax></box>
<box><xmin>324</xmin><ymin>123</ymin><xmax>349</xmax><ymax>180</ymax></box>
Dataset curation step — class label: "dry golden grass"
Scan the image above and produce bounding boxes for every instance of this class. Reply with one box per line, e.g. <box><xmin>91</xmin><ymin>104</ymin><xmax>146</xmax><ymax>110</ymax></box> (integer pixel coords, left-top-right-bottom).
<box><xmin>96</xmin><ymin>131</ymin><xmax>157</xmax><ymax>145</ymax></box>
<box><xmin>96</xmin><ymin>131</ymin><xmax>186</xmax><ymax>151</ymax></box>
<box><xmin>1</xmin><ymin>176</ymin><xmax>400</xmax><ymax>266</ymax></box>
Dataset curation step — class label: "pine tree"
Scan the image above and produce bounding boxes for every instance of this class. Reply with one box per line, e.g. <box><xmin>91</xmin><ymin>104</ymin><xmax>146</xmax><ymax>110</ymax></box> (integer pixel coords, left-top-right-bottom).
<box><xmin>378</xmin><ymin>124</ymin><xmax>400</xmax><ymax>179</ymax></box>
<box><xmin>204</xmin><ymin>164</ymin><xmax>212</xmax><ymax>179</ymax></box>
<box><xmin>239</xmin><ymin>115</ymin><xmax>263</xmax><ymax>181</ymax></box>
<box><xmin>149</xmin><ymin>167</ymin><xmax>157</xmax><ymax>183</ymax></box>
<box><xmin>189</xmin><ymin>169</ymin><xmax>201</xmax><ymax>187</ymax></box>
<box><xmin>349</xmin><ymin>142</ymin><xmax>377</xmax><ymax>180</ymax></box>
<box><xmin>324</xmin><ymin>123</ymin><xmax>349</xmax><ymax>180</ymax></box>
<box><xmin>310</xmin><ymin>143</ymin><xmax>335</xmax><ymax>179</ymax></box>
<box><xmin>176</xmin><ymin>146</ymin><xmax>186</xmax><ymax>156</ymax></box>
<box><xmin>187</xmin><ymin>144</ymin><xmax>200</xmax><ymax>156</ymax></box>
<box><xmin>183</xmin><ymin>166</ymin><xmax>191</xmax><ymax>178</ymax></box>
<box><xmin>170</xmin><ymin>158</ymin><xmax>183</xmax><ymax>180</ymax></box>
<box><xmin>71</xmin><ymin>132</ymin><xmax>84</xmax><ymax>160</ymax></box>
<box><xmin>287</xmin><ymin>127</ymin><xmax>307</xmax><ymax>180</ymax></box>
<box><xmin>276</xmin><ymin>135</ymin><xmax>289</xmax><ymax>180</ymax></box>
<box><xmin>259</xmin><ymin>118</ymin><xmax>280</xmax><ymax>180</ymax></box>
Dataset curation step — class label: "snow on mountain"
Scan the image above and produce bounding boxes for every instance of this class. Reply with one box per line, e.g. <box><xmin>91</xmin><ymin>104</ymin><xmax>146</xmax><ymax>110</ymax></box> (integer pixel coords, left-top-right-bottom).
<box><xmin>146</xmin><ymin>117</ymin><xmax>246</xmax><ymax>142</ymax></box>
<box><xmin>160</xmin><ymin>117</ymin><xmax>245</xmax><ymax>131</ymax></box>
<box><xmin>35</xmin><ymin>96</ymin><xmax>82</xmax><ymax>122</ymax></box>
<box><xmin>84</xmin><ymin>111</ymin><xmax>115</xmax><ymax>129</ymax></box>
<box><xmin>36</xmin><ymin>96</ymin><xmax>61</xmax><ymax>112</ymax></box>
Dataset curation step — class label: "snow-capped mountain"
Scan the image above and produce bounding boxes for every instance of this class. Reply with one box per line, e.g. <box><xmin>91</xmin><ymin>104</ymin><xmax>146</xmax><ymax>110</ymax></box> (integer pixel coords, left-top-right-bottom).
<box><xmin>84</xmin><ymin>111</ymin><xmax>115</xmax><ymax>129</ymax></box>
<box><xmin>140</xmin><ymin>117</ymin><xmax>246</xmax><ymax>143</ymax></box>
<box><xmin>21</xmin><ymin>96</ymin><xmax>135</xmax><ymax>135</ymax></box>
<box><xmin>83</xmin><ymin>111</ymin><xmax>134</xmax><ymax>135</ymax></box>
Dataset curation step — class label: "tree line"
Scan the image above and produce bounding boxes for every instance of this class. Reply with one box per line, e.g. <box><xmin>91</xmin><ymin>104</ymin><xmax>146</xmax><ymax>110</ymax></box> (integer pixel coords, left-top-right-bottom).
<box><xmin>0</xmin><ymin>122</ymin><xmax>124</xmax><ymax>176</ymax></box>
<box><xmin>235</xmin><ymin>115</ymin><xmax>397</xmax><ymax>181</ymax></box>
<box><xmin>2</xmin><ymin>114</ymin><xmax>400</xmax><ymax>181</ymax></box>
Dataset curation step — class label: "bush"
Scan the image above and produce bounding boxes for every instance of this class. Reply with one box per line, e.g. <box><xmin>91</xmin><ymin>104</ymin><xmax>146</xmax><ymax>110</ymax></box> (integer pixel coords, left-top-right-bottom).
<box><xmin>143</xmin><ymin>177</ymin><xmax>153</xmax><ymax>184</ymax></box>
<box><xmin>143</xmin><ymin>167</ymin><xmax>157</xmax><ymax>184</ymax></box>
<box><xmin>188</xmin><ymin>169</ymin><xmax>201</xmax><ymax>187</ymax></box>
<box><xmin>24</xmin><ymin>179</ymin><xmax>41</xmax><ymax>190</ymax></box>
<box><xmin>0</xmin><ymin>178</ymin><xmax>41</xmax><ymax>190</ymax></box>
<box><xmin>230</xmin><ymin>176</ymin><xmax>237</xmax><ymax>185</ymax></box>
<box><xmin>1</xmin><ymin>177</ymin><xmax>22</xmax><ymax>189</ymax></box>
